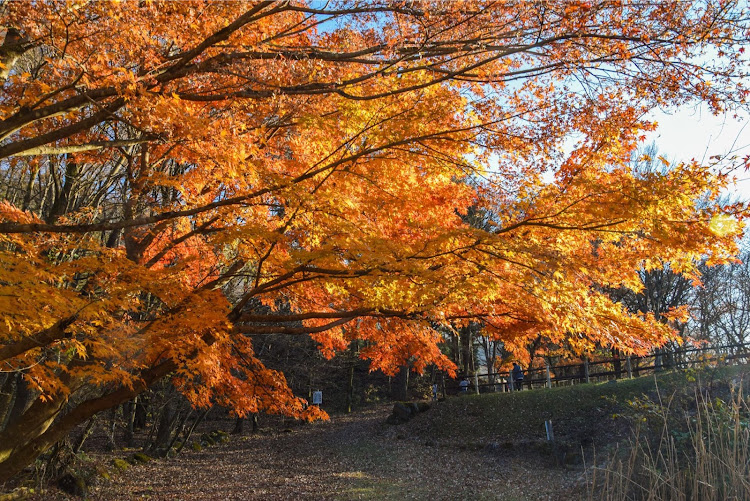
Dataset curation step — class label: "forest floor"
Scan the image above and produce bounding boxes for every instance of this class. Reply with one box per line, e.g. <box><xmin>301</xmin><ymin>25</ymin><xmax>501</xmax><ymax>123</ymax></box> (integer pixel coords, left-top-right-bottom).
<box><xmin>25</xmin><ymin>364</ymin><xmax>750</xmax><ymax>500</ymax></box>
<box><xmin>36</xmin><ymin>402</ymin><xmax>588</xmax><ymax>501</ymax></box>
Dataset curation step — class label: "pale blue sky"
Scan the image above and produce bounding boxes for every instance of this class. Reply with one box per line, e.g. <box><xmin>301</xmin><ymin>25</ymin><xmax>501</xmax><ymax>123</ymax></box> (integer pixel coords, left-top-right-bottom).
<box><xmin>646</xmin><ymin>105</ymin><xmax>750</xmax><ymax>200</ymax></box>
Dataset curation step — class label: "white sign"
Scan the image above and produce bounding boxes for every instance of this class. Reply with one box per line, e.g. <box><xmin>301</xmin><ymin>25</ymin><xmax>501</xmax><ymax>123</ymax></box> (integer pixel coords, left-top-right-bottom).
<box><xmin>312</xmin><ymin>390</ymin><xmax>322</xmax><ymax>405</ymax></box>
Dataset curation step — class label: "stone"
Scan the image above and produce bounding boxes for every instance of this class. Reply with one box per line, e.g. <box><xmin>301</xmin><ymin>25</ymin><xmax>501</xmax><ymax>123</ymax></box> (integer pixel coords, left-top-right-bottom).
<box><xmin>131</xmin><ymin>452</ymin><xmax>152</xmax><ymax>464</ymax></box>
<box><xmin>392</xmin><ymin>402</ymin><xmax>413</xmax><ymax>421</ymax></box>
<box><xmin>57</xmin><ymin>472</ymin><xmax>87</xmax><ymax>497</ymax></box>
<box><xmin>385</xmin><ymin>414</ymin><xmax>402</xmax><ymax>425</ymax></box>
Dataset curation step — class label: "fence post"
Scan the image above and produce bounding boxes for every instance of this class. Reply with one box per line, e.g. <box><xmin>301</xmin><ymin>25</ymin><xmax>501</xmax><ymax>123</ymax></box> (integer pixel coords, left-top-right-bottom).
<box><xmin>654</xmin><ymin>350</ymin><xmax>663</xmax><ymax>372</ymax></box>
<box><xmin>626</xmin><ymin>356</ymin><xmax>632</xmax><ymax>379</ymax></box>
<box><xmin>584</xmin><ymin>359</ymin><xmax>590</xmax><ymax>384</ymax></box>
<box><xmin>546</xmin><ymin>362</ymin><xmax>552</xmax><ymax>388</ymax></box>
<box><xmin>474</xmin><ymin>372</ymin><xmax>480</xmax><ymax>395</ymax></box>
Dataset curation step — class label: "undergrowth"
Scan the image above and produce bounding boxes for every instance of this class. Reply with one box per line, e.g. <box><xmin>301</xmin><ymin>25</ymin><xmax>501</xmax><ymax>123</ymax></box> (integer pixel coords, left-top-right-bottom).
<box><xmin>586</xmin><ymin>370</ymin><xmax>750</xmax><ymax>501</ymax></box>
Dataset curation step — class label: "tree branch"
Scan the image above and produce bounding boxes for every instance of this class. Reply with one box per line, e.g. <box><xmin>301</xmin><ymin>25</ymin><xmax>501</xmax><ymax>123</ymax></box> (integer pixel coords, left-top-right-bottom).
<box><xmin>10</xmin><ymin>138</ymin><xmax>153</xmax><ymax>157</ymax></box>
<box><xmin>0</xmin><ymin>99</ymin><xmax>125</xmax><ymax>160</ymax></box>
<box><xmin>0</xmin><ymin>315</ymin><xmax>78</xmax><ymax>363</ymax></box>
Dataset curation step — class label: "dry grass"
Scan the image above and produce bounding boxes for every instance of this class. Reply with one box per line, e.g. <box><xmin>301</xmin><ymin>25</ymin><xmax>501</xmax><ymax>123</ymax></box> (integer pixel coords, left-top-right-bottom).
<box><xmin>587</xmin><ymin>377</ymin><xmax>750</xmax><ymax>501</ymax></box>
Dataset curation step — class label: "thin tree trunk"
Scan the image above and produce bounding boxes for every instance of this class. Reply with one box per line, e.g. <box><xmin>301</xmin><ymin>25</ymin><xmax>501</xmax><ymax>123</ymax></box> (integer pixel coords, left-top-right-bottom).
<box><xmin>123</xmin><ymin>398</ymin><xmax>137</xmax><ymax>447</ymax></box>
<box><xmin>72</xmin><ymin>417</ymin><xmax>97</xmax><ymax>454</ymax></box>
<box><xmin>165</xmin><ymin>409</ymin><xmax>193</xmax><ymax>456</ymax></box>
<box><xmin>20</xmin><ymin>164</ymin><xmax>39</xmax><ymax>211</ymax></box>
<box><xmin>346</xmin><ymin>342</ymin><xmax>357</xmax><ymax>413</ymax></box>
<box><xmin>174</xmin><ymin>408</ymin><xmax>210</xmax><ymax>456</ymax></box>
<box><xmin>392</xmin><ymin>364</ymin><xmax>410</xmax><ymax>401</ymax></box>
<box><xmin>105</xmin><ymin>407</ymin><xmax>118</xmax><ymax>451</ymax></box>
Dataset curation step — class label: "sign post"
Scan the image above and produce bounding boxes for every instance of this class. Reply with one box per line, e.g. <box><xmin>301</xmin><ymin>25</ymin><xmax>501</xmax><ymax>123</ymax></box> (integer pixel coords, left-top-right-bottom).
<box><xmin>312</xmin><ymin>390</ymin><xmax>322</xmax><ymax>406</ymax></box>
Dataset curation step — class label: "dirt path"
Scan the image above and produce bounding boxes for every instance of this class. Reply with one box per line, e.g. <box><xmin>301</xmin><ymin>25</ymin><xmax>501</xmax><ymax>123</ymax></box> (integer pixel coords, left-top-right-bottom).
<box><xmin>65</xmin><ymin>405</ymin><xmax>586</xmax><ymax>500</ymax></box>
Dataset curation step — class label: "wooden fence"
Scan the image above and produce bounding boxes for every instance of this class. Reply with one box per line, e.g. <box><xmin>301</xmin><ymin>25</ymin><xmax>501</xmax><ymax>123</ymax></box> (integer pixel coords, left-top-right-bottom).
<box><xmin>443</xmin><ymin>341</ymin><xmax>750</xmax><ymax>395</ymax></box>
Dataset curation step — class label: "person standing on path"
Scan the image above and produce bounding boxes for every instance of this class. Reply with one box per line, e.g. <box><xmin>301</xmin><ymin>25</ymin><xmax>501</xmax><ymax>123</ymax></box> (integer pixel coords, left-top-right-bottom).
<box><xmin>458</xmin><ymin>377</ymin><xmax>470</xmax><ymax>394</ymax></box>
<box><xmin>511</xmin><ymin>363</ymin><xmax>524</xmax><ymax>391</ymax></box>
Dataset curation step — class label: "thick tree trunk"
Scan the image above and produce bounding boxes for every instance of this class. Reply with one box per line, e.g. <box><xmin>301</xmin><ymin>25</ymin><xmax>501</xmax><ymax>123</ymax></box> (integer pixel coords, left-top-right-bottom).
<box><xmin>0</xmin><ymin>396</ymin><xmax>69</xmax><ymax>480</ymax></box>
<box><xmin>134</xmin><ymin>395</ymin><xmax>148</xmax><ymax>430</ymax></box>
<box><xmin>4</xmin><ymin>372</ymin><xmax>31</xmax><ymax>429</ymax></box>
<box><xmin>232</xmin><ymin>416</ymin><xmax>244</xmax><ymax>435</ymax></box>
<box><xmin>1</xmin><ymin>394</ymin><xmax>68</xmax><ymax>461</ymax></box>
<box><xmin>46</xmin><ymin>156</ymin><xmax>78</xmax><ymax>223</ymax></box>
<box><xmin>0</xmin><ymin>373</ymin><xmax>15</xmax><ymax>430</ymax></box>
<box><xmin>612</xmin><ymin>349</ymin><xmax>622</xmax><ymax>379</ymax></box>
<box><xmin>149</xmin><ymin>401</ymin><xmax>177</xmax><ymax>455</ymax></box>
<box><xmin>0</xmin><ymin>360</ymin><xmax>174</xmax><ymax>483</ymax></box>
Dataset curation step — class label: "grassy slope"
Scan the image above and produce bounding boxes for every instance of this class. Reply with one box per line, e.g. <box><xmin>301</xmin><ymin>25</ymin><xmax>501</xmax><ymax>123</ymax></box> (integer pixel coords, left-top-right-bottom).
<box><xmin>406</xmin><ymin>364</ymin><xmax>750</xmax><ymax>450</ymax></box>
<box><xmin>319</xmin><ymin>365</ymin><xmax>750</xmax><ymax>500</ymax></box>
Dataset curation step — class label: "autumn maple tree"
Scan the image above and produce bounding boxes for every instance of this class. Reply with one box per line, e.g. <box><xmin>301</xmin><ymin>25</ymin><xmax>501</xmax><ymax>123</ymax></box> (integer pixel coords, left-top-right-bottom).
<box><xmin>0</xmin><ymin>0</ymin><xmax>748</xmax><ymax>481</ymax></box>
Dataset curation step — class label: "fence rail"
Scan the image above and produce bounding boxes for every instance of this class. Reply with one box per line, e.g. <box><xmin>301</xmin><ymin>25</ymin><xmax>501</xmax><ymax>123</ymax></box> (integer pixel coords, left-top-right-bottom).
<box><xmin>443</xmin><ymin>341</ymin><xmax>750</xmax><ymax>395</ymax></box>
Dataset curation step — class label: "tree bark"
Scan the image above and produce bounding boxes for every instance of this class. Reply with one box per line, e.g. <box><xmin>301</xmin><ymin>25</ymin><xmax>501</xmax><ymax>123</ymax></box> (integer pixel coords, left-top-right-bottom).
<box><xmin>149</xmin><ymin>401</ymin><xmax>177</xmax><ymax>455</ymax></box>
<box><xmin>231</xmin><ymin>417</ymin><xmax>244</xmax><ymax>435</ymax></box>
<box><xmin>3</xmin><ymin>373</ymin><xmax>32</xmax><ymax>432</ymax></box>
<box><xmin>392</xmin><ymin>364</ymin><xmax>409</xmax><ymax>401</ymax></box>
<box><xmin>123</xmin><ymin>399</ymin><xmax>137</xmax><ymax>448</ymax></box>
<box><xmin>0</xmin><ymin>360</ymin><xmax>174</xmax><ymax>482</ymax></box>
<box><xmin>0</xmin><ymin>373</ymin><xmax>15</xmax><ymax>431</ymax></box>
<box><xmin>46</xmin><ymin>156</ymin><xmax>78</xmax><ymax>223</ymax></box>
<box><xmin>0</xmin><ymin>28</ymin><xmax>33</xmax><ymax>82</ymax></box>
<box><xmin>72</xmin><ymin>417</ymin><xmax>97</xmax><ymax>454</ymax></box>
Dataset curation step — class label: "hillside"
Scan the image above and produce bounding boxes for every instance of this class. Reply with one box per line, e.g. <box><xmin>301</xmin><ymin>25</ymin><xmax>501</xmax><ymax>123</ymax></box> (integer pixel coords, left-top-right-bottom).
<box><xmin>407</xmin><ymin>365</ymin><xmax>749</xmax><ymax>459</ymax></box>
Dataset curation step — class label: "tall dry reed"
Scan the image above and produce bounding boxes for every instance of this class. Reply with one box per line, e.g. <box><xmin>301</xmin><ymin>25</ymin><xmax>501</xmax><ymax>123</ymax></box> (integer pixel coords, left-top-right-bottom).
<box><xmin>587</xmin><ymin>381</ymin><xmax>750</xmax><ymax>501</ymax></box>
